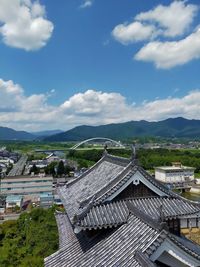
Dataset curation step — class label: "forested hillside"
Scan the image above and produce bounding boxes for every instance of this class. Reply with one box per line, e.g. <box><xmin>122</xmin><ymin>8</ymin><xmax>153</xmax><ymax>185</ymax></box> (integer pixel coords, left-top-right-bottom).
<box><xmin>45</xmin><ymin>117</ymin><xmax>200</xmax><ymax>141</ymax></box>
<box><xmin>0</xmin><ymin>208</ymin><xmax>58</xmax><ymax>267</ymax></box>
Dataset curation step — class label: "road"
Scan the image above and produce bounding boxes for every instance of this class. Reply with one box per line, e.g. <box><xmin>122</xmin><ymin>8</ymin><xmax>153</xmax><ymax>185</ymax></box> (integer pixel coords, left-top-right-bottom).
<box><xmin>8</xmin><ymin>155</ymin><xmax>28</xmax><ymax>176</ymax></box>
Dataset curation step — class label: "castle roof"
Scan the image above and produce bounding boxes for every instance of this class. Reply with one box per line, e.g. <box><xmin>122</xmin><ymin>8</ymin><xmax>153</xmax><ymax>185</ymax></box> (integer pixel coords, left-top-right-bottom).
<box><xmin>74</xmin><ymin>197</ymin><xmax>200</xmax><ymax>231</ymax></box>
<box><xmin>45</xmin><ymin>153</ymin><xmax>200</xmax><ymax>267</ymax></box>
<box><xmin>45</xmin><ymin>204</ymin><xmax>200</xmax><ymax>267</ymax></box>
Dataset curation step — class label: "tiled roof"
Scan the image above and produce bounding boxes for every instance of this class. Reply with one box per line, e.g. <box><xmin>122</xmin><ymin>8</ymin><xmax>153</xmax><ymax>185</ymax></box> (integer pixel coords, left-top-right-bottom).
<box><xmin>45</xmin><ymin>153</ymin><xmax>200</xmax><ymax>267</ymax></box>
<box><xmin>129</xmin><ymin>197</ymin><xmax>200</xmax><ymax>220</ymax></box>
<box><xmin>58</xmin><ymin>155</ymin><xmax>130</xmax><ymax>221</ymax></box>
<box><xmin>46</xmin><ymin>206</ymin><xmax>200</xmax><ymax>267</ymax></box>
<box><xmin>45</xmin><ymin>212</ymin><xmax>162</xmax><ymax>267</ymax></box>
<box><xmin>75</xmin><ymin>200</ymin><xmax>129</xmax><ymax>230</ymax></box>
<box><xmin>55</xmin><ymin>211</ymin><xmax>77</xmax><ymax>249</ymax></box>
<box><xmin>58</xmin><ymin>152</ymin><xmax>200</xmax><ymax>227</ymax></box>
<box><xmin>75</xmin><ymin>197</ymin><xmax>200</xmax><ymax>231</ymax></box>
<box><xmin>88</xmin><ymin>165</ymin><xmax>176</xmax><ymax>206</ymax></box>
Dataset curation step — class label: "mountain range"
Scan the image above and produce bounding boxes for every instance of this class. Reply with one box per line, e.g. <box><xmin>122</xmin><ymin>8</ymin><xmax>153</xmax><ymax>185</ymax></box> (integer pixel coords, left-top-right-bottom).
<box><xmin>44</xmin><ymin>117</ymin><xmax>200</xmax><ymax>141</ymax></box>
<box><xmin>0</xmin><ymin>127</ymin><xmax>63</xmax><ymax>141</ymax></box>
<box><xmin>0</xmin><ymin>126</ymin><xmax>35</xmax><ymax>141</ymax></box>
<box><xmin>0</xmin><ymin>118</ymin><xmax>200</xmax><ymax>141</ymax></box>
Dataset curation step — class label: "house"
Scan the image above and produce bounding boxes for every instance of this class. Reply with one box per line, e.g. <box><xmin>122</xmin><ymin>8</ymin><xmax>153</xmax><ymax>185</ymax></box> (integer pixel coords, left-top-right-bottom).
<box><xmin>45</xmin><ymin>152</ymin><xmax>200</xmax><ymax>267</ymax></box>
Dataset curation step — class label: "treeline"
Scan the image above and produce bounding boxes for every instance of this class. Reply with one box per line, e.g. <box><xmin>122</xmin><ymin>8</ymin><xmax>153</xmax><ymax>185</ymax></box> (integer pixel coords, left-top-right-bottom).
<box><xmin>44</xmin><ymin>160</ymin><xmax>75</xmax><ymax>177</ymax></box>
<box><xmin>68</xmin><ymin>149</ymin><xmax>104</xmax><ymax>168</ymax></box>
<box><xmin>138</xmin><ymin>149</ymin><xmax>200</xmax><ymax>172</ymax></box>
<box><xmin>0</xmin><ymin>208</ymin><xmax>58</xmax><ymax>267</ymax></box>
<box><xmin>67</xmin><ymin>148</ymin><xmax>200</xmax><ymax>173</ymax></box>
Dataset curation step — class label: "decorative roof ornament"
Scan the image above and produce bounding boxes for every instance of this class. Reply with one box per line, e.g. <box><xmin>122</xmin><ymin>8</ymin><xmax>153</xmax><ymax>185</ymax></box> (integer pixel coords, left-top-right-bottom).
<box><xmin>103</xmin><ymin>144</ymin><xmax>108</xmax><ymax>156</ymax></box>
<box><xmin>131</xmin><ymin>142</ymin><xmax>138</xmax><ymax>164</ymax></box>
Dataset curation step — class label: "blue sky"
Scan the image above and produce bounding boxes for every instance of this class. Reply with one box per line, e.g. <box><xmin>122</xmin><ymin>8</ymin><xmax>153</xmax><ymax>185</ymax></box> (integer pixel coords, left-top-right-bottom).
<box><xmin>0</xmin><ymin>0</ymin><xmax>200</xmax><ymax>131</ymax></box>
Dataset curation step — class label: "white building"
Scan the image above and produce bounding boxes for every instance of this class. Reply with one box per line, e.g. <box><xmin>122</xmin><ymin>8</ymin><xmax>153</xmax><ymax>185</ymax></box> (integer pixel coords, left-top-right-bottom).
<box><xmin>0</xmin><ymin>157</ymin><xmax>14</xmax><ymax>166</ymax></box>
<box><xmin>155</xmin><ymin>162</ymin><xmax>195</xmax><ymax>184</ymax></box>
<box><xmin>6</xmin><ymin>195</ymin><xmax>23</xmax><ymax>210</ymax></box>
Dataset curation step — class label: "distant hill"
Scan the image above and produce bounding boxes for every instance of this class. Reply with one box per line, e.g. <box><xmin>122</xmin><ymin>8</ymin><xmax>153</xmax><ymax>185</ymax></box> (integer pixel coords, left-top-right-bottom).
<box><xmin>44</xmin><ymin>117</ymin><xmax>200</xmax><ymax>141</ymax></box>
<box><xmin>31</xmin><ymin>129</ymin><xmax>63</xmax><ymax>137</ymax></box>
<box><xmin>0</xmin><ymin>128</ymin><xmax>64</xmax><ymax>141</ymax></box>
<box><xmin>0</xmin><ymin>126</ymin><xmax>35</xmax><ymax>141</ymax></box>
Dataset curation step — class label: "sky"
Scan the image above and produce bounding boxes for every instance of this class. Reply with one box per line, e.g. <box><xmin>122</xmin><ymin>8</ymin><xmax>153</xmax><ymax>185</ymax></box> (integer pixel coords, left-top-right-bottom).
<box><xmin>0</xmin><ymin>0</ymin><xmax>200</xmax><ymax>131</ymax></box>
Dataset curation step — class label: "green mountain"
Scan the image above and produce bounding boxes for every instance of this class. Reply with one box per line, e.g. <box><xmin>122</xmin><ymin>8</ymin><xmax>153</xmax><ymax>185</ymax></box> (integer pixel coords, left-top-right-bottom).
<box><xmin>31</xmin><ymin>130</ymin><xmax>63</xmax><ymax>137</ymax></box>
<box><xmin>0</xmin><ymin>126</ymin><xmax>35</xmax><ymax>141</ymax></box>
<box><xmin>44</xmin><ymin>117</ymin><xmax>200</xmax><ymax>141</ymax></box>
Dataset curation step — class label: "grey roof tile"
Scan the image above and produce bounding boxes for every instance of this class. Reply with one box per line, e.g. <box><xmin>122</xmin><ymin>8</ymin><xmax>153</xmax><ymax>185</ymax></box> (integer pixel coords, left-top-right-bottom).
<box><xmin>45</xmin><ymin>213</ymin><xmax>161</xmax><ymax>267</ymax></box>
<box><xmin>46</xmin><ymin>154</ymin><xmax>200</xmax><ymax>267</ymax></box>
<box><xmin>58</xmin><ymin>155</ymin><xmax>129</xmax><ymax>221</ymax></box>
<box><xmin>75</xmin><ymin>197</ymin><xmax>200</xmax><ymax>231</ymax></box>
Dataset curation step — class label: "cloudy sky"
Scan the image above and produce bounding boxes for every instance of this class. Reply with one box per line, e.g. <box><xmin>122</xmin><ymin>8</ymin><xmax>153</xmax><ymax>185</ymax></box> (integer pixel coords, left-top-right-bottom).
<box><xmin>0</xmin><ymin>0</ymin><xmax>200</xmax><ymax>131</ymax></box>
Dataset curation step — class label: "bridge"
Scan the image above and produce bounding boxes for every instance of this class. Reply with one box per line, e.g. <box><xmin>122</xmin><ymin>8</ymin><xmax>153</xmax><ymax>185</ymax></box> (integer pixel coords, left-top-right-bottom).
<box><xmin>70</xmin><ymin>137</ymin><xmax>125</xmax><ymax>150</ymax></box>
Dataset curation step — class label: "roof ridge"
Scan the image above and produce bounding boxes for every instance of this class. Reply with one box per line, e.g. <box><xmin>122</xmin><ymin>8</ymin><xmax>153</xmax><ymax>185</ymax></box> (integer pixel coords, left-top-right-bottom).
<box><xmin>76</xmin><ymin>161</ymin><xmax>134</xmax><ymax>209</ymax></box>
<box><xmin>66</xmin><ymin>153</ymin><xmax>130</xmax><ymax>188</ymax></box>
<box><xmin>73</xmin><ymin>199</ymin><xmax>131</xmax><ymax>231</ymax></box>
<box><xmin>94</xmin><ymin>163</ymin><xmax>137</xmax><ymax>204</ymax></box>
<box><xmin>134</xmin><ymin>250</ymin><xmax>158</xmax><ymax>267</ymax></box>
<box><xmin>104</xmin><ymin>153</ymin><xmax>131</xmax><ymax>166</ymax></box>
<box><xmin>66</xmin><ymin>155</ymin><xmax>106</xmax><ymax>187</ymax></box>
<box><xmin>137</xmin><ymin>166</ymin><xmax>176</xmax><ymax>197</ymax></box>
<box><xmin>126</xmin><ymin>201</ymin><xmax>168</xmax><ymax>232</ymax></box>
<box><xmin>94</xmin><ymin>165</ymin><xmax>174</xmax><ymax>205</ymax></box>
<box><xmin>168</xmin><ymin>233</ymin><xmax>200</xmax><ymax>260</ymax></box>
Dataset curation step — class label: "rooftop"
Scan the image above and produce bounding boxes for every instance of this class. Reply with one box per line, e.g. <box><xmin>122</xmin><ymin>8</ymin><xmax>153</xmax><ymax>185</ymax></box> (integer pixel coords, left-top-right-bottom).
<box><xmin>45</xmin><ymin>153</ymin><xmax>200</xmax><ymax>267</ymax></box>
<box><xmin>155</xmin><ymin>166</ymin><xmax>195</xmax><ymax>171</ymax></box>
<box><xmin>58</xmin><ymin>154</ymin><xmax>130</xmax><ymax>221</ymax></box>
<box><xmin>6</xmin><ymin>195</ymin><xmax>23</xmax><ymax>202</ymax></box>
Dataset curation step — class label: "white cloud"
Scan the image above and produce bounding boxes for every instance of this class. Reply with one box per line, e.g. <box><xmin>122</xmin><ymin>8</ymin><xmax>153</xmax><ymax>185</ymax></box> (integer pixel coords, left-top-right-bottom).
<box><xmin>0</xmin><ymin>0</ymin><xmax>54</xmax><ymax>51</ymax></box>
<box><xmin>135</xmin><ymin>27</ymin><xmax>200</xmax><ymax>69</ymax></box>
<box><xmin>80</xmin><ymin>0</ymin><xmax>93</xmax><ymax>9</ymax></box>
<box><xmin>136</xmin><ymin>90</ymin><xmax>200</xmax><ymax>121</ymax></box>
<box><xmin>61</xmin><ymin>90</ymin><xmax>130</xmax><ymax>119</ymax></box>
<box><xmin>112</xmin><ymin>21</ymin><xmax>156</xmax><ymax>44</ymax></box>
<box><xmin>136</xmin><ymin>1</ymin><xmax>198</xmax><ymax>37</ymax></box>
<box><xmin>112</xmin><ymin>1</ymin><xmax>200</xmax><ymax>68</ymax></box>
<box><xmin>112</xmin><ymin>1</ymin><xmax>198</xmax><ymax>45</ymax></box>
<box><xmin>0</xmin><ymin>78</ymin><xmax>200</xmax><ymax>131</ymax></box>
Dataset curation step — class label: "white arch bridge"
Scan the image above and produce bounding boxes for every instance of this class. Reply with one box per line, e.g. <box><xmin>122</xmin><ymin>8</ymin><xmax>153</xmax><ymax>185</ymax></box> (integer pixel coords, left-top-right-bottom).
<box><xmin>70</xmin><ymin>137</ymin><xmax>125</xmax><ymax>150</ymax></box>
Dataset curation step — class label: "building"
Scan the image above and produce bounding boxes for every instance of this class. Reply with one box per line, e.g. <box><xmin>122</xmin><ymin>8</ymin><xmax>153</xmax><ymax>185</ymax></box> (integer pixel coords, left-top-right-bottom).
<box><xmin>6</xmin><ymin>195</ymin><xmax>23</xmax><ymax>211</ymax></box>
<box><xmin>45</xmin><ymin>153</ymin><xmax>200</xmax><ymax>267</ymax></box>
<box><xmin>155</xmin><ymin>162</ymin><xmax>195</xmax><ymax>184</ymax></box>
<box><xmin>40</xmin><ymin>192</ymin><xmax>54</xmax><ymax>207</ymax></box>
<box><xmin>0</xmin><ymin>162</ymin><xmax>7</xmax><ymax>177</ymax></box>
<box><xmin>46</xmin><ymin>153</ymin><xmax>61</xmax><ymax>164</ymax></box>
<box><xmin>0</xmin><ymin>175</ymin><xmax>53</xmax><ymax>199</ymax></box>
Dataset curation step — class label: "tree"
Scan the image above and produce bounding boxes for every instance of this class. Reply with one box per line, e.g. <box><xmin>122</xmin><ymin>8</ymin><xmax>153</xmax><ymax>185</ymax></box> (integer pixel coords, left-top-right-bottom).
<box><xmin>64</xmin><ymin>165</ymin><xmax>75</xmax><ymax>176</ymax></box>
<box><xmin>0</xmin><ymin>207</ymin><xmax>58</xmax><ymax>267</ymax></box>
<box><xmin>29</xmin><ymin>164</ymin><xmax>39</xmax><ymax>175</ymax></box>
<box><xmin>57</xmin><ymin>161</ymin><xmax>65</xmax><ymax>177</ymax></box>
<box><xmin>77</xmin><ymin>159</ymin><xmax>88</xmax><ymax>168</ymax></box>
<box><xmin>44</xmin><ymin>161</ymin><xmax>57</xmax><ymax>176</ymax></box>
